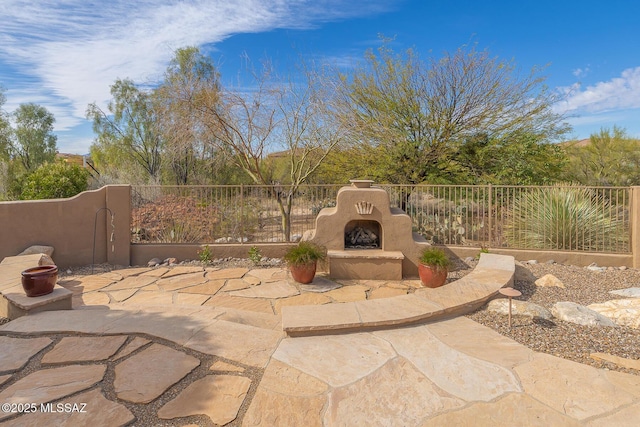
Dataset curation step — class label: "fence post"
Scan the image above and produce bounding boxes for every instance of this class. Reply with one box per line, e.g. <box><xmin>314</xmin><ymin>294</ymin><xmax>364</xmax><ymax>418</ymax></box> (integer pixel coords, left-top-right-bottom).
<box><xmin>487</xmin><ymin>184</ymin><xmax>493</xmax><ymax>247</ymax></box>
<box><xmin>631</xmin><ymin>187</ymin><xmax>640</xmax><ymax>268</ymax></box>
<box><xmin>240</xmin><ymin>184</ymin><xmax>244</xmax><ymax>244</ymax></box>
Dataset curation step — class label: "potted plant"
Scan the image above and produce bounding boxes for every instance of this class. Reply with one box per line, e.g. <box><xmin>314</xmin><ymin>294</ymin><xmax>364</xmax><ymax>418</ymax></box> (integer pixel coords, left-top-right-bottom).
<box><xmin>418</xmin><ymin>247</ymin><xmax>451</xmax><ymax>288</ymax></box>
<box><xmin>284</xmin><ymin>241</ymin><xmax>326</xmax><ymax>284</ymax></box>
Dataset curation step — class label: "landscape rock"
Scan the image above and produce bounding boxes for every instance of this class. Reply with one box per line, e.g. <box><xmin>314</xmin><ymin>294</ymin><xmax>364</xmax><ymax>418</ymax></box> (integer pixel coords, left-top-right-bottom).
<box><xmin>545</xmin><ymin>259</ymin><xmax>556</xmax><ymax>264</ymax></box>
<box><xmin>586</xmin><ymin>263</ymin><xmax>606</xmax><ymax>272</ymax></box>
<box><xmin>551</xmin><ymin>302</ymin><xmax>617</xmax><ymax>327</ymax></box>
<box><xmin>164</xmin><ymin>257</ymin><xmax>178</xmax><ymax>265</ymax></box>
<box><xmin>609</xmin><ymin>288</ymin><xmax>640</xmax><ymax>298</ymax></box>
<box><xmin>147</xmin><ymin>257</ymin><xmax>162</xmax><ymax>266</ymax></box>
<box><xmin>37</xmin><ymin>254</ymin><xmax>55</xmax><ymax>266</ymax></box>
<box><xmin>525</xmin><ymin>259</ymin><xmax>538</xmax><ymax>264</ymax></box>
<box><xmin>19</xmin><ymin>245</ymin><xmax>54</xmax><ymax>257</ymax></box>
<box><xmin>514</xmin><ymin>262</ymin><xmax>537</xmax><ymax>282</ymax></box>
<box><xmin>487</xmin><ymin>299</ymin><xmax>553</xmax><ymax>320</ymax></box>
<box><xmin>535</xmin><ymin>274</ymin><xmax>565</xmax><ymax>289</ymax></box>
<box><xmin>588</xmin><ymin>299</ymin><xmax>640</xmax><ymax>328</ymax></box>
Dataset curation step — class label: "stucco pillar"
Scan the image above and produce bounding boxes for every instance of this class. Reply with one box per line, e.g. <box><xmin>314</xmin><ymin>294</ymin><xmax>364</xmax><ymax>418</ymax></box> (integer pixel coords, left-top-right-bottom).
<box><xmin>631</xmin><ymin>187</ymin><xmax>640</xmax><ymax>268</ymax></box>
<box><xmin>105</xmin><ymin>185</ymin><xmax>131</xmax><ymax>266</ymax></box>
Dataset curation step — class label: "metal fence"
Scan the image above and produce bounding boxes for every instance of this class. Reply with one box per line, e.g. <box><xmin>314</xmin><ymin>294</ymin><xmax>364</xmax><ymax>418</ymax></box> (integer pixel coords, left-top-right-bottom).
<box><xmin>131</xmin><ymin>184</ymin><xmax>631</xmax><ymax>254</ymax></box>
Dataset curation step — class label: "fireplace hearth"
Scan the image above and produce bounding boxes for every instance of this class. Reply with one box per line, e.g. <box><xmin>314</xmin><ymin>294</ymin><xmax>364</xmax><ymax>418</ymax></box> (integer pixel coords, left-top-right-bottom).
<box><xmin>303</xmin><ymin>180</ymin><xmax>431</xmax><ymax>279</ymax></box>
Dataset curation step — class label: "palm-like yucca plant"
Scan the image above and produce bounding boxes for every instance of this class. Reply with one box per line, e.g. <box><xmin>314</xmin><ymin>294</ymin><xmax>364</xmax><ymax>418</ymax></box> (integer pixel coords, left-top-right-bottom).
<box><xmin>503</xmin><ymin>185</ymin><xmax>627</xmax><ymax>251</ymax></box>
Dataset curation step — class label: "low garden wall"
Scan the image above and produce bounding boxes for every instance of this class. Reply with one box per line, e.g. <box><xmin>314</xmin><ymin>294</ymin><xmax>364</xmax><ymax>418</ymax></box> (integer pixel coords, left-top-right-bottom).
<box><xmin>1</xmin><ymin>184</ymin><xmax>640</xmax><ymax>269</ymax></box>
<box><xmin>0</xmin><ymin>186</ymin><xmax>130</xmax><ymax>268</ymax></box>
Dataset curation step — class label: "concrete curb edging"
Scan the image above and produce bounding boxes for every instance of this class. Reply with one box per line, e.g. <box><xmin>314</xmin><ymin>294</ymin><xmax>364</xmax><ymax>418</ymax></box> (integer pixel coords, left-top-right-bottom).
<box><xmin>281</xmin><ymin>253</ymin><xmax>515</xmax><ymax>336</ymax></box>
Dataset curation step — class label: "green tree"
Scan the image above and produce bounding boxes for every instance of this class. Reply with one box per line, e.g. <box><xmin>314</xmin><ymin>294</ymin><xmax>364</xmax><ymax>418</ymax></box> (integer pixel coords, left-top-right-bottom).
<box><xmin>20</xmin><ymin>161</ymin><xmax>89</xmax><ymax>200</ymax></box>
<box><xmin>87</xmin><ymin>79</ymin><xmax>163</xmax><ymax>183</ymax></box>
<box><xmin>154</xmin><ymin>47</ymin><xmax>224</xmax><ymax>184</ymax></box>
<box><xmin>563</xmin><ymin>126</ymin><xmax>640</xmax><ymax>186</ymax></box>
<box><xmin>453</xmin><ymin>131</ymin><xmax>566</xmax><ymax>184</ymax></box>
<box><xmin>328</xmin><ymin>42</ymin><xmax>571</xmax><ymax>184</ymax></box>
<box><xmin>10</xmin><ymin>103</ymin><xmax>57</xmax><ymax>172</ymax></box>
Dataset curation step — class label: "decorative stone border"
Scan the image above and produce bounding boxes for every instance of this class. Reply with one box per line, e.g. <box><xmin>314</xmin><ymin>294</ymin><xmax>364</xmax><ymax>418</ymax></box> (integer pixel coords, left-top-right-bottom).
<box><xmin>281</xmin><ymin>253</ymin><xmax>515</xmax><ymax>336</ymax></box>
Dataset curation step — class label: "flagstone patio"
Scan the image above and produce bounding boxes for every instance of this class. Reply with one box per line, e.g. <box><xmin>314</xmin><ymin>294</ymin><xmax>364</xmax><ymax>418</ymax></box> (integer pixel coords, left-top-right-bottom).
<box><xmin>1</xmin><ymin>261</ymin><xmax>639</xmax><ymax>425</ymax></box>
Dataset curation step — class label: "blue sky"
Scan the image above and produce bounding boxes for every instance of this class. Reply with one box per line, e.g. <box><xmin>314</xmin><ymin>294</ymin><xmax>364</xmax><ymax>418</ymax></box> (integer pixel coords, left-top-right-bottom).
<box><xmin>1</xmin><ymin>0</ymin><xmax>639</xmax><ymax>154</ymax></box>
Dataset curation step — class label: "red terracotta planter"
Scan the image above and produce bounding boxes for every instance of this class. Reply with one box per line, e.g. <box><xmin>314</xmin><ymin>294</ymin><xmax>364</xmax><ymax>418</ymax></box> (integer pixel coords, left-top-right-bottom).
<box><xmin>418</xmin><ymin>264</ymin><xmax>448</xmax><ymax>288</ymax></box>
<box><xmin>290</xmin><ymin>262</ymin><xmax>317</xmax><ymax>284</ymax></box>
<box><xmin>21</xmin><ymin>265</ymin><xmax>58</xmax><ymax>297</ymax></box>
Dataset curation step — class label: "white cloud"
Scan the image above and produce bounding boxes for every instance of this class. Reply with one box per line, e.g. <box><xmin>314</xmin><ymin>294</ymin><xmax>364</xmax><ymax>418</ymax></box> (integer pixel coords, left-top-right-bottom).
<box><xmin>0</xmin><ymin>0</ymin><xmax>394</xmax><ymax>152</ymax></box>
<box><xmin>556</xmin><ymin>66</ymin><xmax>640</xmax><ymax>113</ymax></box>
<box><xmin>572</xmin><ymin>66</ymin><xmax>589</xmax><ymax>78</ymax></box>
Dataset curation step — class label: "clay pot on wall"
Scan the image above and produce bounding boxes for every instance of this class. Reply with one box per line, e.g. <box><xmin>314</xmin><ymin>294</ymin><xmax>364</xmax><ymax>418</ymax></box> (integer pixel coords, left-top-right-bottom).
<box><xmin>21</xmin><ymin>265</ymin><xmax>58</xmax><ymax>297</ymax></box>
<box><xmin>418</xmin><ymin>247</ymin><xmax>451</xmax><ymax>288</ymax></box>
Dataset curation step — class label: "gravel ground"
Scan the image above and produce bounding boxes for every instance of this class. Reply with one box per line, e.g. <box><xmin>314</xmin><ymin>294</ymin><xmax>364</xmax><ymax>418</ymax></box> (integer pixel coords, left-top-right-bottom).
<box><xmin>466</xmin><ymin>261</ymin><xmax>640</xmax><ymax>375</ymax></box>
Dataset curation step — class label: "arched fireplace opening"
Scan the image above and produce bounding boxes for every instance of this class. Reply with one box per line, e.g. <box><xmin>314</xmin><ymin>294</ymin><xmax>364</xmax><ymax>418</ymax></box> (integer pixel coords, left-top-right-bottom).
<box><xmin>344</xmin><ymin>220</ymin><xmax>381</xmax><ymax>250</ymax></box>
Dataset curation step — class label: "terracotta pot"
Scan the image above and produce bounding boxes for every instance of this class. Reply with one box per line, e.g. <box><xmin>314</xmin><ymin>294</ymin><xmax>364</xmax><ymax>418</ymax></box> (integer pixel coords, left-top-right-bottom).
<box><xmin>289</xmin><ymin>262</ymin><xmax>317</xmax><ymax>284</ymax></box>
<box><xmin>21</xmin><ymin>265</ymin><xmax>58</xmax><ymax>297</ymax></box>
<box><xmin>418</xmin><ymin>264</ymin><xmax>448</xmax><ymax>288</ymax></box>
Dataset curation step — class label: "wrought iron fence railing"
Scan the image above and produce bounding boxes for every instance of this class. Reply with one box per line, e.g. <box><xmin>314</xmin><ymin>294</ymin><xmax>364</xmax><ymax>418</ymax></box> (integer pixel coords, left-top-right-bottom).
<box><xmin>131</xmin><ymin>184</ymin><xmax>631</xmax><ymax>254</ymax></box>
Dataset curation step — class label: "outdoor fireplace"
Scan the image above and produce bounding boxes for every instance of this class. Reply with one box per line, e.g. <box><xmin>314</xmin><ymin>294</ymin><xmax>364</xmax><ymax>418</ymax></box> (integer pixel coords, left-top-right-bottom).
<box><xmin>345</xmin><ymin>220</ymin><xmax>381</xmax><ymax>249</ymax></box>
<box><xmin>303</xmin><ymin>180</ymin><xmax>430</xmax><ymax>279</ymax></box>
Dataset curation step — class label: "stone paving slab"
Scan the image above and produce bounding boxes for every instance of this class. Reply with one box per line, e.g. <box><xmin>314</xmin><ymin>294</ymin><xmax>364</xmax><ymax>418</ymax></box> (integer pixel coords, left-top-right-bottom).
<box><xmin>425</xmin><ymin>316</ymin><xmax>534</xmax><ymax>368</ymax></box>
<box><xmin>374</xmin><ymin>326</ymin><xmax>522</xmax><ymax>402</ymax></box>
<box><xmin>355</xmin><ymin>293</ymin><xmax>444</xmax><ymax>326</ymax></box>
<box><xmin>0</xmin><ymin>336</ymin><xmax>52</xmax><ymax>372</ymax></box>
<box><xmin>204</xmin><ymin>294</ymin><xmax>274</xmax><ymax>314</ymax></box>
<box><xmin>157</xmin><ymin>374</ymin><xmax>251</xmax><ymax>424</ymax></box>
<box><xmin>513</xmin><ymin>352</ymin><xmax>637</xmax><ymax>420</ymax></box>
<box><xmin>272</xmin><ymin>332</ymin><xmax>396</xmax><ymax>387</ymax></box>
<box><xmin>0</xmin><ymin>364</ymin><xmax>106</xmax><ymax>421</ymax></box>
<box><xmin>184</xmin><ymin>319</ymin><xmax>283</xmax><ymax>368</ymax></box>
<box><xmin>0</xmin><ymin>309</ymin><xmax>131</xmax><ymax>334</ymax></box>
<box><xmin>114</xmin><ymin>343</ymin><xmax>200</xmax><ymax>403</ymax></box>
<box><xmin>42</xmin><ymin>335</ymin><xmax>127</xmax><ymax>364</ymax></box>
<box><xmin>101</xmin><ymin>275</ymin><xmax>157</xmax><ymax>291</ymax></box>
<box><xmin>11</xmin><ymin>388</ymin><xmax>135</xmax><ymax>427</ymax></box>
<box><xmin>228</xmin><ymin>281</ymin><xmax>299</xmax><ymax>299</ymax></box>
<box><xmin>324</xmin><ymin>357</ymin><xmax>465</xmax><ymax>426</ymax></box>
<box><xmin>421</xmin><ymin>392</ymin><xmax>581</xmax><ymax>427</ymax></box>
<box><xmin>113</xmin><ymin>336</ymin><xmax>151</xmax><ymax>360</ymax></box>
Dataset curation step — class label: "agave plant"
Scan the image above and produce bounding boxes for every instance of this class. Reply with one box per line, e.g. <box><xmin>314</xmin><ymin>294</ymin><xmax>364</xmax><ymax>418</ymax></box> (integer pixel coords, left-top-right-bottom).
<box><xmin>503</xmin><ymin>185</ymin><xmax>628</xmax><ymax>251</ymax></box>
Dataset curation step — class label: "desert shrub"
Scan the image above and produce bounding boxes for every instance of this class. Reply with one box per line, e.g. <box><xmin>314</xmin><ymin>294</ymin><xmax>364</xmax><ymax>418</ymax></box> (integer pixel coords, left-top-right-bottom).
<box><xmin>503</xmin><ymin>185</ymin><xmax>628</xmax><ymax>251</ymax></box>
<box><xmin>20</xmin><ymin>161</ymin><xmax>89</xmax><ymax>200</ymax></box>
<box><xmin>155</xmin><ymin>219</ymin><xmax>205</xmax><ymax>243</ymax></box>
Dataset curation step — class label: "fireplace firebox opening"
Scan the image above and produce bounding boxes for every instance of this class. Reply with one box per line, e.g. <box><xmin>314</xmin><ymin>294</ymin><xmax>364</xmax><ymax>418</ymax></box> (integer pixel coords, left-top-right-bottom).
<box><xmin>345</xmin><ymin>220</ymin><xmax>381</xmax><ymax>250</ymax></box>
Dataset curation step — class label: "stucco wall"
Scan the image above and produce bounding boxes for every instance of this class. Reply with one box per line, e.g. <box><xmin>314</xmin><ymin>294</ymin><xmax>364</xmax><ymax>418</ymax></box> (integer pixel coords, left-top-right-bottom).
<box><xmin>0</xmin><ymin>186</ymin><xmax>130</xmax><ymax>268</ymax></box>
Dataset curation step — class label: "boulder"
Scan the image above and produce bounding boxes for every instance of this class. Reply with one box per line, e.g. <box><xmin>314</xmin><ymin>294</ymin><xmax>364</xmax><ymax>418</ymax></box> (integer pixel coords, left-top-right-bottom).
<box><xmin>534</xmin><ymin>274</ymin><xmax>565</xmax><ymax>289</ymax></box>
<box><xmin>148</xmin><ymin>258</ymin><xmax>162</xmax><ymax>267</ymax></box>
<box><xmin>19</xmin><ymin>245</ymin><xmax>54</xmax><ymax>257</ymax></box>
<box><xmin>587</xmin><ymin>299</ymin><xmax>640</xmax><ymax>329</ymax></box>
<box><xmin>37</xmin><ymin>254</ymin><xmax>55</xmax><ymax>266</ymax></box>
<box><xmin>609</xmin><ymin>288</ymin><xmax>640</xmax><ymax>298</ymax></box>
<box><xmin>551</xmin><ymin>302</ymin><xmax>617</xmax><ymax>327</ymax></box>
<box><xmin>487</xmin><ymin>299</ymin><xmax>552</xmax><ymax>320</ymax></box>
<box><xmin>514</xmin><ymin>262</ymin><xmax>537</xmax><ymax>282</ymax></box>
